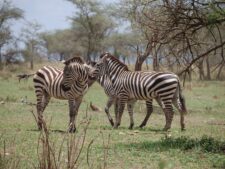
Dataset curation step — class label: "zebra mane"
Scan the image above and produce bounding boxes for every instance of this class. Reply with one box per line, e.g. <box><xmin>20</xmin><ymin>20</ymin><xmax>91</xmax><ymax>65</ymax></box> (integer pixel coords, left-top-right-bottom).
<box><xmin>64</xmin><ymin>56</ymin><xmax>85</xmax><ymax>65</ymax></box>
<box><xmin>100</xmin><ymin>52</ymin><xmax>129</xmax><ymax>71</ymax></box>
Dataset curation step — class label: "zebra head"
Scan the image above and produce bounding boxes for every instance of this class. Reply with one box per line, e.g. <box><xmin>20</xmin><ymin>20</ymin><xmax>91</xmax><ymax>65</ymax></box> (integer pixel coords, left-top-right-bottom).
<box><xmin>90</xmin><ymin>52</ymin><xmax>110</xmax><ymax>78</ymax></box>
<box><xmin>61</xmin><ymin>57</ymin><xmax>86</xmax><ymax>91</ymax></box>
<box><xmin>83</xmin><ymin>62</ymin><xmax>98</xmax><ymax>86</ymax></box>
<box><xmin>61</xmin><ymin>65</ymin><xmax>77</xmax><ymax>91</ymax></box>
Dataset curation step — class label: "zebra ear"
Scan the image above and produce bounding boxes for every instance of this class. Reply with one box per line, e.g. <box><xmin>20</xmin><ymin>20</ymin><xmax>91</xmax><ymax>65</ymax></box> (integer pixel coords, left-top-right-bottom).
<box><xmin>106</xmin><ymin>57</ymin><xmax>110</xmax><ymax>62</ymax></box>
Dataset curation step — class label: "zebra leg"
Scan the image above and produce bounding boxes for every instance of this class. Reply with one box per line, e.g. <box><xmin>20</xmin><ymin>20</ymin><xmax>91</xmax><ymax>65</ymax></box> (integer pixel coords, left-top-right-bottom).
<box><xmin>105</xmin><ymin>97</ymin><xmax>115</xmax><ymax>126</ymax></box>
<box><xmin>114</xmin><ymin>99</ymin><xmax>118</xmax><ymax>123</ymax></box>
<box><xmin>68</xmin><ymin>98</ymin><xmax>82</xmax><ymax>133</ymax></box>
<box><xmin>172</xmin><ymin>97</ymin><xmax>185</xmax><ymax>131</ymax></box>
<box><xmin>127</xmin><ymin>100</ymin><xmax>136</xmax><ymax>130</ymax></box>
<box><xmin>114</xmin><ymin>100</ymin><xmax>126</xmax><ymax>129</ymax></box>
<box><xmin>139</xmin><ymin>99</ymin><xmax>153</xmax><ymax>128</ymax></box>
<box><xmin>162</xmin><ymin>102</ymin><xmax>174</xmax><ymax>131</ymax></box>
<box><xmin>36</xmin><ymin>91</ymin><xmax>50</xmax><ymax>130</ymax></box>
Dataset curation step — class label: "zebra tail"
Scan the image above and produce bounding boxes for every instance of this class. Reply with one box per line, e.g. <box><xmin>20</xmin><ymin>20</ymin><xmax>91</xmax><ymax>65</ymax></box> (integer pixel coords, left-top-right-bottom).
<box><xmin>178</xmin><ymin>82</ymin><xmax>187</xmax><ymax>114</ymax></box>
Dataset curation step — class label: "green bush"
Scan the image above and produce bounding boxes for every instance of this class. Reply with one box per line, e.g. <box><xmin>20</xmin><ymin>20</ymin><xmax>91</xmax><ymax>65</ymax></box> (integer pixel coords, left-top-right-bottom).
<box><xmin>161</xmin><ymin>135</ymin><xmax>225</xmax><ymax>154</ymax></box>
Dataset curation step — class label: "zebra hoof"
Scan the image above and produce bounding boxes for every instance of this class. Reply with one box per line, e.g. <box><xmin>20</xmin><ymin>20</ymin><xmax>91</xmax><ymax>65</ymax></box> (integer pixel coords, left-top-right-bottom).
<box><xmin>109</xmin><ymin>119</ymin><xmax>114</xmax><ymax>127</ymax></box>
<box><xmin>139</xmin><ymin>123</ymin><xmax>145</xmax><ymax>128</ymax></box>
<box><xmin>163</xmin><ymin>126</ymin><xmax>171</xmax><ymax>131</ymax></box>
<box><xmin>69</xmin><ymin>128</ymin><xmax>76</xmax><ymax>133</ymax></box>
<box><xmin>69</xmin><ymin>126</ymin><xmax>76</xmax><ymax>133</ymax></box>
<box><xmin>37</xmin><ymin>122</ymin><xmax>43</xmax><ymax>130</ymax></box>
<box><xmin>128</xmin><ymin>123</ymin><xmax>134</xmax><ymax>130</ymax></box>
<box><xmin>113</xmin><ymin>125</ymin><xmax>119</xmax><ymax>129</ymax></box>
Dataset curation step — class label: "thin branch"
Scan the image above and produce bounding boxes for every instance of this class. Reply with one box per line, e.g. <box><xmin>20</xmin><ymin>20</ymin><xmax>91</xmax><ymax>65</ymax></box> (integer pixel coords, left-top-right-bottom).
<box><xmin>178</xmin><ymin>41</ymin><xmax>225</xmax><ymax>75</ymax></box>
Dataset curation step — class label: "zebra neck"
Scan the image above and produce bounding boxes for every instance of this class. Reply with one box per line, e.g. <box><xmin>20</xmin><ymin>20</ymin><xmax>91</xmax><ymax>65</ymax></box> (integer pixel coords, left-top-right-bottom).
<box><xmin>98</xmin><ymin>75</ymin><xmax>108</xmax><ymax>86</ymax></box>
<box><xmin>108</xmin><ymin>68</ymin><xmax>125</xmax><ymax>84</ymax></box>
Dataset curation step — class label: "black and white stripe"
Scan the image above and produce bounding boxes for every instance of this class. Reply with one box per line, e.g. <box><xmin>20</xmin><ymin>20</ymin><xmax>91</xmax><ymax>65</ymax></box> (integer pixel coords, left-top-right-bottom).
<box><xmin>33</xmin><ymin>57</ymin><xmax>94</xmax><ymax>132</ymax></box>
<box><xmin>89</xmin><ymin>62</ymin><xmax>156</xmax><ymax>129</ymax></box>
<box><xmin>91</xmin><ymin>53</ymin><xmax>187</xmax><ymax>131</ymax></box>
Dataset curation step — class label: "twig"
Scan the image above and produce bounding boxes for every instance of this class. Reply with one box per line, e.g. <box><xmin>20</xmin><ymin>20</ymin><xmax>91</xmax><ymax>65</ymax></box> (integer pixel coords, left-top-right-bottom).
<box><xmin>72</xmin><ymin>119</ymin><xmax>91</xmax><ymax>168</ymax></box>
<box><xmin>87</xmin><ymin>139</ymin><xmax>94</xmax><ymax>169</ymax></box>
<box><xmin>30</xmin><ymin>109</ymin><xmax>38</xmax><ymax>127</ymax></box>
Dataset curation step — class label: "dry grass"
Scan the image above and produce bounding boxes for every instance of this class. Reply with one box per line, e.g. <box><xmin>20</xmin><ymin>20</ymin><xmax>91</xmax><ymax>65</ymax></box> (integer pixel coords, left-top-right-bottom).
<box><xmin>0</xmin><ymin>63</ymin><xmax>225</xmax><ymax>169</ymax></box>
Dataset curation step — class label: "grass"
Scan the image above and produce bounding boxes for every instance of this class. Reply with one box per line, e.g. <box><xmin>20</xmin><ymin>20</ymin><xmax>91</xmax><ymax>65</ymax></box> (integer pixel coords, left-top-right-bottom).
<box><xmin>0</xmin><ymin>64</ymin><xmax>225</xmax><ymax>169</ymax></box>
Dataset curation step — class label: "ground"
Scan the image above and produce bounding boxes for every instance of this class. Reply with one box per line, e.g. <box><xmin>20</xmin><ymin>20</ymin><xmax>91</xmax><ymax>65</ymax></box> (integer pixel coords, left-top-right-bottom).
<box><xmin>0</xmin><ymin>66</ymin><xmax>225</xmax><ymax>169</ymax></box>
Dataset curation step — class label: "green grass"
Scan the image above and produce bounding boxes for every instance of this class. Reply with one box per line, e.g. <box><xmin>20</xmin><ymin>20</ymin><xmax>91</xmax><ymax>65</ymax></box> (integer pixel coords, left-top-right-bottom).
<box><xmin>0</xmin><ymin>72</ymin><xmax>225</xmax><ymax>169</ymax></box>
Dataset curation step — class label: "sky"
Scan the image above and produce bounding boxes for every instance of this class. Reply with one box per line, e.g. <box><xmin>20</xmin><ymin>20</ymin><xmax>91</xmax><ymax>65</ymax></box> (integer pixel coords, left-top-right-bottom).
<box><xmin>11</xmin><ymin>0</ymin><xmax>75</xmax><ymax>35</ymax></box>
<box><xmin>11</xmin><ymin>0</ymin><xmax>117</xmax><ymax>36</ymax></box>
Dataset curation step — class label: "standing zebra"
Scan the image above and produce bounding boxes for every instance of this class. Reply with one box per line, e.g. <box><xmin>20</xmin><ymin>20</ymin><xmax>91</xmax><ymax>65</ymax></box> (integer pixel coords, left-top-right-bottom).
<box><xmin>33</xmin><ymin>57</ymin><xmax>95</xmax><ymax>132</ymax></box>
<box><xmin>90</xmin><ymin>53</ymin><xmax>187</xmax><ymax>131</ymax></box>
<box><xmin>88</xmin><ymin>61</ymin><xmax>158</xmax><ymax>129</ymax></box>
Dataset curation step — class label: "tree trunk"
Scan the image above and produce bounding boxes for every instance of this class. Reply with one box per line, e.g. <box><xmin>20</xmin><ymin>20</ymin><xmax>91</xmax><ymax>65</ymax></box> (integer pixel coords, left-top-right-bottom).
<box><xmin>122</xmin><ymin>56</ymin><xmax>126</xmax><ymax>64</ymax></box>
<box><xmin>30</xmin><ymin>43</ymin><xmax>34</xmax><ymax>70</ymax></box>
<box><xmin>135</xmin><ymin>56</ymin><xmax>145</xmax><ymax>71</ymax></box>
<box><xmin>135</xmin><ymin>42</ymin><xmax>153</xmax><ymax>71</ymax></box>
<box><xmin>216</xmin><ymin>61</ymin><xmax>225</xmax><ymax>80</ymax></box>
<box><xmin>86</xmin><ymin>37</ymin><xmax>92</xmax><ymax>62</ymax></box>
<box><xmin>187</xmin><ymin>69</ymin><xmax>192</xmax><ymax>81</ymax></box>
<box><xmin>205</xmin><ymin>56</ymin><xmax>211</xmax><ymax>80</ymax></box>
<box><xmin>198</xmin><ymin>60</ymin><xmax>205</xmax><ymax>80</ymax></box>
<box><xmin>0</xmin><ymin>47</ymin><xmax>2</xmax><ymax>70</ymax></box>
<box><xmin>59</xmin><ymin>52</ymin><xmax>64</xmax><ymax>61</ymax></box>
<box><xmin>167</xmin><ymin>57</ymin><xmax>174</xmax><ymax>72</ymax></box>
<box><xmin>153</xmin><ymin>53</ymin><xmax>159</xmax><ymax>71</ymax></box>
<box><xmin>145</xmin><ymin>58</ymin><xmax>149</xmax><ymax>70</ymax></box>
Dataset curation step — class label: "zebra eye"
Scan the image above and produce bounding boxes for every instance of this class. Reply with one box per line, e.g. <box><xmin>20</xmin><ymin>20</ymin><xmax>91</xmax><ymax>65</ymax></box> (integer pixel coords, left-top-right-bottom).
<box><xmin>96</xmin><ymin>63</ymin><xmax>101</xmax><ymax>67</ymax></box>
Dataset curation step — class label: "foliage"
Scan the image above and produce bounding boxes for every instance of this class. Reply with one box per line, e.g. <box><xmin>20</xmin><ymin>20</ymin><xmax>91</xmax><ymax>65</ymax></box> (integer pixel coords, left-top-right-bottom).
<box><xmin>0</xmin><ymin>0</ymin><xmax>23</xmax><ymax>67</ymax></box>
<box><xmin>161</xmin><ymin>135</ymin><xmax>225</xmax><ymax>153</ymax></box>
<box><xmin>68</xmin><ymin>0</ymin><xmax>116</xmax><ymax>60</ymax></box>
<box><xmin>41</xmin><ymin>30</ymin><xmax>76</xmax><ymax>60</ymax></box>
<box><xmin>117</xmin><ymin>0</ymin><xmax>225</xmax><ymax>76</ymax></box>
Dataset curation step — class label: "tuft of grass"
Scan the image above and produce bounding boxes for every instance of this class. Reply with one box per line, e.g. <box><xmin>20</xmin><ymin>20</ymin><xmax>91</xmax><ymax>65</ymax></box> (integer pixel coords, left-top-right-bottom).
<box><xmin>5</xmin><ymin>95</ymin><xmax>18</xmax><ymax>102</ymax></box>
<box><xmin>117</xmin><ymin>135</ymin><xmax>225</xmax><ymax>154</ymax></box>
<box><xmin>211</xmin><ymin>155</ymin><xmax>225</xmax><ymax>169</ymax></box>
<box><xmin>0</xmin><ymin>138</ymin><xmax>20</xmax><ymax>169</ymax></box>
<box><xmin>0</xmin><ymin>71</ymin><xmax>12</xmax><ymax>81</ymax></box>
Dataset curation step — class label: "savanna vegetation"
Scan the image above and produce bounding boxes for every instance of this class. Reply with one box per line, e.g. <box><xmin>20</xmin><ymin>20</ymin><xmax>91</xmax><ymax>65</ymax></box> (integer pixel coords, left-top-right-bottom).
<box><xmin>1</xmin><ymin>0</ymin><xmax>225</xmax><ymax>168</ymax></box>
<box><xmin>0</xmin><ymin>62</ymin><xmax>225</xmax><ymax>169</ymax></box>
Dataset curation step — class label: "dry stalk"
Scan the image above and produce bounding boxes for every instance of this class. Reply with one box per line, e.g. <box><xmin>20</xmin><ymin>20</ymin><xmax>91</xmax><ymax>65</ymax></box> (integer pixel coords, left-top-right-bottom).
<box><xmin>100</xmin><ymin>131</ymin><xmax>111</xmax><ymax>169</ymax></box>
<box><xmin>86</xmin><ymin>139</ymin><xmax>94</xmax><ymax>169</ymax></box>
<box><xmin>67</xmin><ymin>118</ymin><xmax>91</xmax><ymax>169</ymax></box>
<box><xmin>30</xmin><ymin>109</ymin><xmax>38</xmax><ymax>127</ymax></box>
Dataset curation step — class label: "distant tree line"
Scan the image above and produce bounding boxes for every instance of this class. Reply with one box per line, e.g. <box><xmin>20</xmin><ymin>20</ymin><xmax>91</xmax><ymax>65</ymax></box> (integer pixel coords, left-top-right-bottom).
<box><xmin>1</xmin><ymin>0</ymin><xmax>225</xmax><ymax>80</ymax></box>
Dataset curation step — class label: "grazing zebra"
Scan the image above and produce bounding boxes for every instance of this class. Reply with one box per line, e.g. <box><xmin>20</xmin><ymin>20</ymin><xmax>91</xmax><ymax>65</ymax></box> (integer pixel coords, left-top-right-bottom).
<box><xmin>88</xmin><ymin>61</ymin><xmax>155</xmax><ymax>129</ymax></box>
<box><xmin>90</xmin><ymin>53</ymin><xmax>187</xmax><ymax>131</ymax></box>
<box><xmin>33</xmin><ymin>57</ymin><xmax>95</xmax><ymax>132</ymax></box>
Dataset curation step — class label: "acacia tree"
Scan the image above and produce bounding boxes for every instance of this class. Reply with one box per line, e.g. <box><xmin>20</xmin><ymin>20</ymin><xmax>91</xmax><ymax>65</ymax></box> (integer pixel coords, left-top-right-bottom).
<box><xmin>118</xmin><ymin>0</ymin><xmax>225</xmax><ymax>79</ymax></box>
<box><xmin>0</xmin><ymin>0</ymin><xmax>23</xmax><ymax>68</ymax></box>
<box><xmin>68</xmin><ymin>0</ymin><xmax>115</xmax><ymax>61</ymax></box>
<box><xmin>41</xmin><ymin>30</ymin><xmax>77</xmax><ymax>61</ymax></box>
<box><xmin>21</xmin><ymin>21</ymin><xmax>42</xmax><ymax>69</ymax></box>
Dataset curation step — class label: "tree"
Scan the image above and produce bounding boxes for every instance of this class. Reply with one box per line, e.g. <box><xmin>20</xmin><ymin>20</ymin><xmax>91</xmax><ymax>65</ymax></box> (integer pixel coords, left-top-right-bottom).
<box><xmin>41</xmin><ymin>30</ymin><xmax>77</xmax><ymax>61</ymax></box>
<box><xmin>68</xmin><ymin>0</ymin><xmax>115</xmax><ymax>61</ymax></box>
<box><xmin>21</xmin><ymin>21</ymin><xmax>42</xmax><ymax>69</ymax></box>
<box><xmin>117</xmin><ymin>0</ymin><xmax>225</xmax><ymax>80</ymax></box>
<box><xmin>0</xmin><ymin>0</ymin><xmax>23</xmax><ymax>68</ymax></box>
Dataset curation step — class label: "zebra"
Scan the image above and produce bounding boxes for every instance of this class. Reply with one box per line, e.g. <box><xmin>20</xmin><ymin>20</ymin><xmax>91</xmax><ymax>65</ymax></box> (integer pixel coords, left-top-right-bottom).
<box><xmin>88</xmin><ymin>61</ymin><xmax>156</xmax><ymax>129</ymax></box>
<box><xmin>90</xmin><ymin>53</ymin><xmax>187</xmax><ymax>131</ymax></box>
<box><xmin>33</xmin><ymin>56</ymin><xmax>95</xmax><ymax>132</ymax></box>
